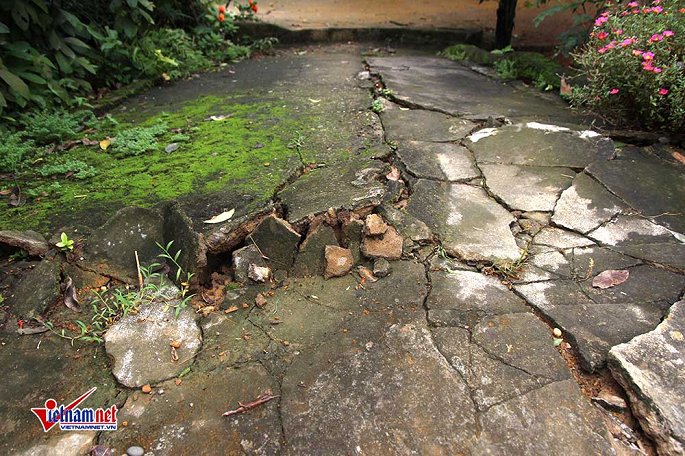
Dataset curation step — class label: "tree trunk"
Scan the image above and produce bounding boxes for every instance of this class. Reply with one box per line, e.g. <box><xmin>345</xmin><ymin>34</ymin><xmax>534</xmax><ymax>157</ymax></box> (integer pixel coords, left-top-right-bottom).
<box><xmin>495</xmin><ymin>0</ymin><xmax>518</xmax><ymax>49</ymax></box>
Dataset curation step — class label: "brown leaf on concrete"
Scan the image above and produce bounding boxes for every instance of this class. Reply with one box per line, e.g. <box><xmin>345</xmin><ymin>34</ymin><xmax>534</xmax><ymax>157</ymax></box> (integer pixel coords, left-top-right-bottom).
<box><xmin>592</xmin><ymin>269</ymin><xmax>629</xmax><ymax>289</ymax></box>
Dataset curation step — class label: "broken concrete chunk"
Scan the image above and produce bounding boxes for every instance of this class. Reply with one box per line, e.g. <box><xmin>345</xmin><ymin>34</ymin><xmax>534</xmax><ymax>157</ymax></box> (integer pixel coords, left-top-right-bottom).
<box><xmin>396</xmin><ymin>141</ymin><xmax>480</xmax><ymax>182</ymax></box>
<box><xmin>248</xmin><ymin>264</ymin><xmax>271</xmax><ymax>283</ymax></box>
<box><xmin>232</xmin><ymin>244</ymin><xmax>265</xmax><ymax>283</ymax></box>
<box><xmin>292</xmin><ymin>223</ymin><xmax>339</xmax><ymax>277</ymax></box>
<box><xmin>324</xmin><ymin>246</ymin><xmax>354</xmax><ymax>279</ymax></box>
<box><xmin>609</xmin><ymin>300</ymin><xmax>685</xmax><ymax>455</ymax></box>
<box><xmin>0</xmin><ymin>230</ymin><xmax>50</xmax><ymax>257</ymax></box>
<box><xmin>373</xmin><ymin>258</ymin><xmax>391</xmax><ymax>278</ymax></box>
<box><xmin>83</xmin><ymin>206</ymin><xmax>165</xmax><ymax>282</ymax></box>
<box><xmin>591</xmin><ymin>391</ymin><xmax>628</xmax><ymax>413</ymax></box>
<box><xmin>362</xmin><ymin>226</ymin><xmax>403</xmax><ymax>260</ymax></box>
<box><xmin>342</xmin><ymin>219</ymin><xmax>364</xmax><ymax>265</ymax></box>
<box><xmin>5</xmin><ymin>260</ymin><xmax>61</xmax><ymax>318</ymax></box>
<box><xmin>365</xmin><ymin>214</ymin><xmax>388</xmax><ymax>236</ymax></box>
<box><xmin>379</xmin><ymin>104</ymin><xmax>477</xmax><ymax>142</ymax></box>
<box><xmin>249</xmin><ymin>215</ymin><xmax>301</xmax><ymax>269</ymax></box>
<box><xmin>105</xmin><ymin>302</ymin><xmax>201</xmax><ymax>387</ymax></box>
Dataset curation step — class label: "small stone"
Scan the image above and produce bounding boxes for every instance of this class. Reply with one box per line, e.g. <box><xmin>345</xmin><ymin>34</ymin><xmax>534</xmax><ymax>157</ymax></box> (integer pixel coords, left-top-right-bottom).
<box><xmin>126</xmin><ymin>446</ymin><xmax>145</xmax><ymax>456</ymax></box>
<box><xmin>249</xmin><ymin>215</ymin><xmax>301</xmax><ymax>269</ymax></box>
<box><xmin>248</xmin><ymin>264</ymin><xmax>271</xmax><ymax>283</ymax></box>
<box><xmin>141</xmin><ymin>385</ymin><xmax>152</xmax><ymax>394</ymax></box>
<box><xmin>169</xmin><ymin>340</ymin><xmax>182</xmax><ymax>349</ymax></box>
<box><xmin>365</xmin><ymin>214</ymin><xmax>388</xmax><ymax>236</ymax></box>
<box><xmin>362</xmin><ymin>227</ymin><xmax>403</xmax><ymax>260</ymax></box>
<box><xmin>591</xmin><ymin>391</ymin><xmax>628</xmax><ymax>412</ymax></box>
<box><xmin>232</xmin><ymin>245</ymin><xmax>266</xmax><ymax>283</ymax></box>
<box><xmin>255</xmin><ymin>293</ymin><xmax>267</xmax><ymax>308</ymax></box>
<box><xmin>552</xmin><ymin>328</ymin><xmax>562</xmax><ymax>338</ymax></box>
<box><xmin>324</xmin><ymin>246</ymin><xmax>354</xmax><ymax>279</ymax></box>
<box><xmin>373</xmin><ymin>258</ymin><xmax>391</xmax><ymax>278</ymax></box>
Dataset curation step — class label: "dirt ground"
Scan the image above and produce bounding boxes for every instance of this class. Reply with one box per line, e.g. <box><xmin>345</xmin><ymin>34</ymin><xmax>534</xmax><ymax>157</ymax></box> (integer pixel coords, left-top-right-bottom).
<box><xmin>256</xmin><ymin>0</ymin><xmax>590</xmax><ymax>48</ymax></box>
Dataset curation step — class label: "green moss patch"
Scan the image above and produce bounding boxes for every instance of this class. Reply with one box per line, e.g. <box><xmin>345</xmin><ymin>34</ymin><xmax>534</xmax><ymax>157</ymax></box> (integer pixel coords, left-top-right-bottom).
<box><xmin>1</xmin><ymin>94</ymin><xmax>306</xmax><ymax>233</ymax></box>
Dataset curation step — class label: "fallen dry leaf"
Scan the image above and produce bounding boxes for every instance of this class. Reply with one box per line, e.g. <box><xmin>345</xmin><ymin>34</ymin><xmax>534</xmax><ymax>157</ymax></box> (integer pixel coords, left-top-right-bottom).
<box><xmin>99</xmin><ymin>139</ymin><xmax>111</xmax><ymax>151</ymax></box>
<box><xmin>356</xmin><ymin>266</ymin><xmax>378</xmax><ymax>283</ymax></box>
<box><xmin>63</xmin><ymin>277</ymin><xmax>81</xmax><ymax>312</ymax></box>
<box><xmin>203</xmin><ymin>208</ymin><xmax>235</xmax><ymax>224</ymax></box>
<box><xmin>560</xmin><ymin>77</ymin><xmax>572</xmax><ymax>96</ymax></box>
<box><xmin>592</xmin><ymin>269</ymin><xmax>629</xmax><ymax>289</ymax></box>
<box><xmin>255</xmin><ymin>293</ymin><xmax>267</xmax><ymax>308</ymax></box>
<box><xmin>224</xmin><ymin>305</ymin><xmax>239</xmax><ymax>313</ymax></box>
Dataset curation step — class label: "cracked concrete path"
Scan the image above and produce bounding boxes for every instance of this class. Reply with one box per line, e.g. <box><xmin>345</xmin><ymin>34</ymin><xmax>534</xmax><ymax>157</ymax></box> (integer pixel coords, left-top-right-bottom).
<box><xmin>3</xmin><ymin>46</ymin><xmax>685</xmax><ymax>455</ymax></box>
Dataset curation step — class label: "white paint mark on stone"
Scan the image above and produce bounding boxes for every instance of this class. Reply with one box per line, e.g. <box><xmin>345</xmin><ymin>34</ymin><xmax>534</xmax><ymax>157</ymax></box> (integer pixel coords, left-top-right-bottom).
<box><xmin>579</xmin><ymin>130</ymin><xmax>601</xmax><ymax>139</ymax></box>
<box><xmin>468</xmin><ymin>127</ymin><xmax>498</xmax><ymax>143</ymax></box>
<box><xmin>525</xmin><ymin>122</ymin><xmax>571</xmax><ymax>132</ymax></box>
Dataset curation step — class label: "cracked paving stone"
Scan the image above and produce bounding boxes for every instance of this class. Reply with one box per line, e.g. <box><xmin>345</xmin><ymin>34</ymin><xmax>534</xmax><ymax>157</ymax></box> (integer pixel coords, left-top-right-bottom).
<box><xmin>587</xmin><ymin>215</ymin><xmax>682</xmax><ymax>247</ymax></box>
<box><xmin>278</xmin><ymin>157</ymin><xmax>385</xmax><ymax>223</ymax></box>
<box><xmin>481</xmin><ymin>164</ymin><xmax>575</xmax><ymax>212</ymax></box>
<box><xmin>514</xmin><ymin>266</ymin><xmax>684</xmax><ymax>371</ymax></box>
<box><xmin>468</xmin><ymin>313</ymin><xmax>571</xmax><ymax>409</ymax></box>
<box><xmin>609</xmin><ymin>300</ymin><xmax>685</xmax><ymax>455</ymax></box>
<box><xmin>407</xmin><ymin>179</ymin><xmax>521</xmax><ymax>262</ymax></box>
<box><xmin>587</xmin><ymin>146</ymin><xmax>685</xmax><ymax>234</ymax></box>
<box><xmin>100</xmin><ymin>363</ymin><xmax>281</xmax><ymax>455</ymax></box>
<box><xmin>366</xmin><ymin>57</ymin><xmax>576</xmax><ymax>122</ymax></box>
<box><xmin>552</xmin><ymin>172</ymin><xmax>629</xmax><ymax>234</ymax></box>
<box><xmin>532</xmin><ymin>226</ymin><xmax>596</xmax><ymax>250</ymax></box>
<box><xmin>281</xmin><ymin>321</ymin><xmax>479</xmax><ymax>454</ymax></box>
<box><xmin>379</xmin><ymin>102</ymin><xmax>477</xmax><ymax>142</ymax></box>
<box><xmin>515</xmin><ymin>245</ymin><xmax>571</xmax><ymax>283</ymax></box>
<box><xmin>467</xmin><ymin>123</ymin><xmax>614</xmax><ymax>168</ymax></box>
<box><xmin>474</xmin><ymin>379</ymin><xmax>614</xmax><ymax>454</ymax></box>
<box><xmin>396</xmin><ymin>141</ymin><xmax>480</xmax><ymax>182</ymax></box>
<box><xmin>427</xmin><ymin>270</ymin><xmax>529</xmax><ymax>327</ymax></box>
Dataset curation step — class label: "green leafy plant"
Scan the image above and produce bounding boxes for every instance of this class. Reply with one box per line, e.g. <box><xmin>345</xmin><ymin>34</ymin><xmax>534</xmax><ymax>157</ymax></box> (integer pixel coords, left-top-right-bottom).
<box><xmin>55</xmin><ymin>232</ymin><xmax>74</xmax><ymax>251</ymax></box>
<box><xmin>156</xmin><ymin>240</ymin><xmax>195</xmax><ymax>318</ymax></box>
<box><xmin>20</xmin><ymin>110</ymin><xmax>94</xmax><ymax>145</ymax></box>
<box><xmin>571</xmin><ymin>0</ymin><xmax>685</xmax><ymax>132</ymax></box>
<box><xmin>371</xmin><ymin>98</ymin><xmax>385</xmax><ymax>113</ymax></box>
<box><xmin>495</xmin><ymin>58</ymin><xmax>518</xmax><ymax>79</ymax></box>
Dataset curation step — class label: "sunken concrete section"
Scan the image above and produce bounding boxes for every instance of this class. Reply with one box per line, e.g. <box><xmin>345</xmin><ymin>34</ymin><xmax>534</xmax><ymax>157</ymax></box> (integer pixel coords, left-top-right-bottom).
<box><xmin>407</xmin><ymin>179</ymin><xmax>521</xmax><ymax>262</ymax></box>
<box><xmin>609</xmin><ymin>300</ymin><xmax>685</xmax><ymax>455</ymax></box>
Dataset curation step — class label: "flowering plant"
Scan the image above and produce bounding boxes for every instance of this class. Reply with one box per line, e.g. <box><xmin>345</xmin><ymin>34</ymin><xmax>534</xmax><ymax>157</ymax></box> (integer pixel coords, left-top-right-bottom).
<box><xmin>571</xmin><ymin>0</ymin><xmax>684</xmax><ymax>132</ymax></box>
<box><xmin>216</xmin><ymin>0</ymin><xmax>258</xmax><ymax>23</ymax></box>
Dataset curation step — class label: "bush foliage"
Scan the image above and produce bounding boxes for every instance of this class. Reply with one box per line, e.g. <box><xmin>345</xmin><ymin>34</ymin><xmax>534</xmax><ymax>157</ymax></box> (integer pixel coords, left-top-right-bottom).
<box><xmin>0</xmin><ymin>0</ymin><xmax>263</xmax><ymax>116</ymax></box>
<box><xmin>571</xmin><ymin>0</ymin><xmax>684</xmax><ymax>132</ymax></box>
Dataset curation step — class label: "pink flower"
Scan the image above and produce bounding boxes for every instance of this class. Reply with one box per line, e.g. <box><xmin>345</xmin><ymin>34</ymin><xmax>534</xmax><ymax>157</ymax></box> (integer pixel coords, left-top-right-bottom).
<box><xmin>598</xmin><ymin>47</ymin><xmax>608</xmax><ymax>54</ymax></box>
<box><xmin>642</xmin><ymin>61</ymin><xmax>655</xmax><ymax>71</ymax></box>
<box><xmin>628</xmin><ymin>1</ymin><xmax>637</xmax><ymax>6</ymax></box>
<box><xmin>648</xmin><ymin>34</ymin><xmax>664</xmax><ymax>42</ymax></box>
<box><xmin>651</xmin><ymin>6</ymin><xmax>663</xmax><ymax>13</ymax></box>
<box><xmin>658</xmin><ymin>88</ymin><xmax>669</xmax><ymax>95</ymax></box>
<box><xmin>632</xmin><ymin>49</ymin><xmax>643</xmax><ymax>56</ymax></box>
<box><xmin>663</xmin><ymin>30</ymin><xmax>674</xmax><ymax>37</ymax></box>
<box><xmin>609</xmin><ymin>88</ymin><xmax>620</xmax><ymax>94</ymax></box>
<box><xmin>642</xmin><ymin>51</ymin><xmax>655</xmax><ymax>60</ymax></box>
<box><xmin>597</xmin><ymin>31</ymin><xmax>609</xmax><ymax>40</ymax></box>
<box><xmin>620</xmin><ymin>38</ymin><xmax>636</xmax><ymax>47</ymax></box>
<box><xmin>652</xmin><ymin>67</ymin><xmax>662</xmax><ymax>73</ymax></box>
<box><xmin>621</xmin><ymin>11</ymin><xmax>629</xmax><ymax>16</ymax></box>
<box><xmin>595</xmin><ymin>16</ymin><xmax>609</xmax><ymax>26</ymax></box>
<box><xmin>614</xmin><ymin>29</ymin><xmax>624</xmax><ymax>35</ymax></box>
<box><xmin>632</xmin><ymin>9</ymin><xmax>639</xmax><ymax>14</ymax></box>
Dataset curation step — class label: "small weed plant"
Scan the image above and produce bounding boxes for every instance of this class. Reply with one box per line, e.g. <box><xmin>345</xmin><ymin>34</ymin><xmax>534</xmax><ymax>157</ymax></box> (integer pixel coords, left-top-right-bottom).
<box><xmin>42</xmin><ymin>242</ymin><xmax>195</xmax><ymax>344</ymax></box>
<box><xmin>571</xmin><ymin>0</ymin><xmax>685</xmax><ymax>132</ymax></box>
<box><xmin>371</xmin><ymin>99</ymin><xmax>385</xmax><ymax>113</ymax></box>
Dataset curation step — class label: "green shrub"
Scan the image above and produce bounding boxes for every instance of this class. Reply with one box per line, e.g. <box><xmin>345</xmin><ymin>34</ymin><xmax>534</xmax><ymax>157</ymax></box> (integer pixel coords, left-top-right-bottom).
<box><xmin>0</xmin><ymin>131</ymin><xmax>34</xmax><ymax>173</ymax></box>
<box><xmin>37</xmin><ymin>158</ymin><xmax>97</xmax><ymax>179</ymax></box>
<box><xmin>111</xmin><ymin>121</ymin><xmax>168</xmax><ymax>157</ymax></box>
<box><xmin>571</xmin><ymin>0</ymin><xmax>685</xmax><ymax>132</ymax></box>
<box><xmin>20</xmin><ymin>110</ymin><xmax>95</xmax><ymax>145</ymax></box>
